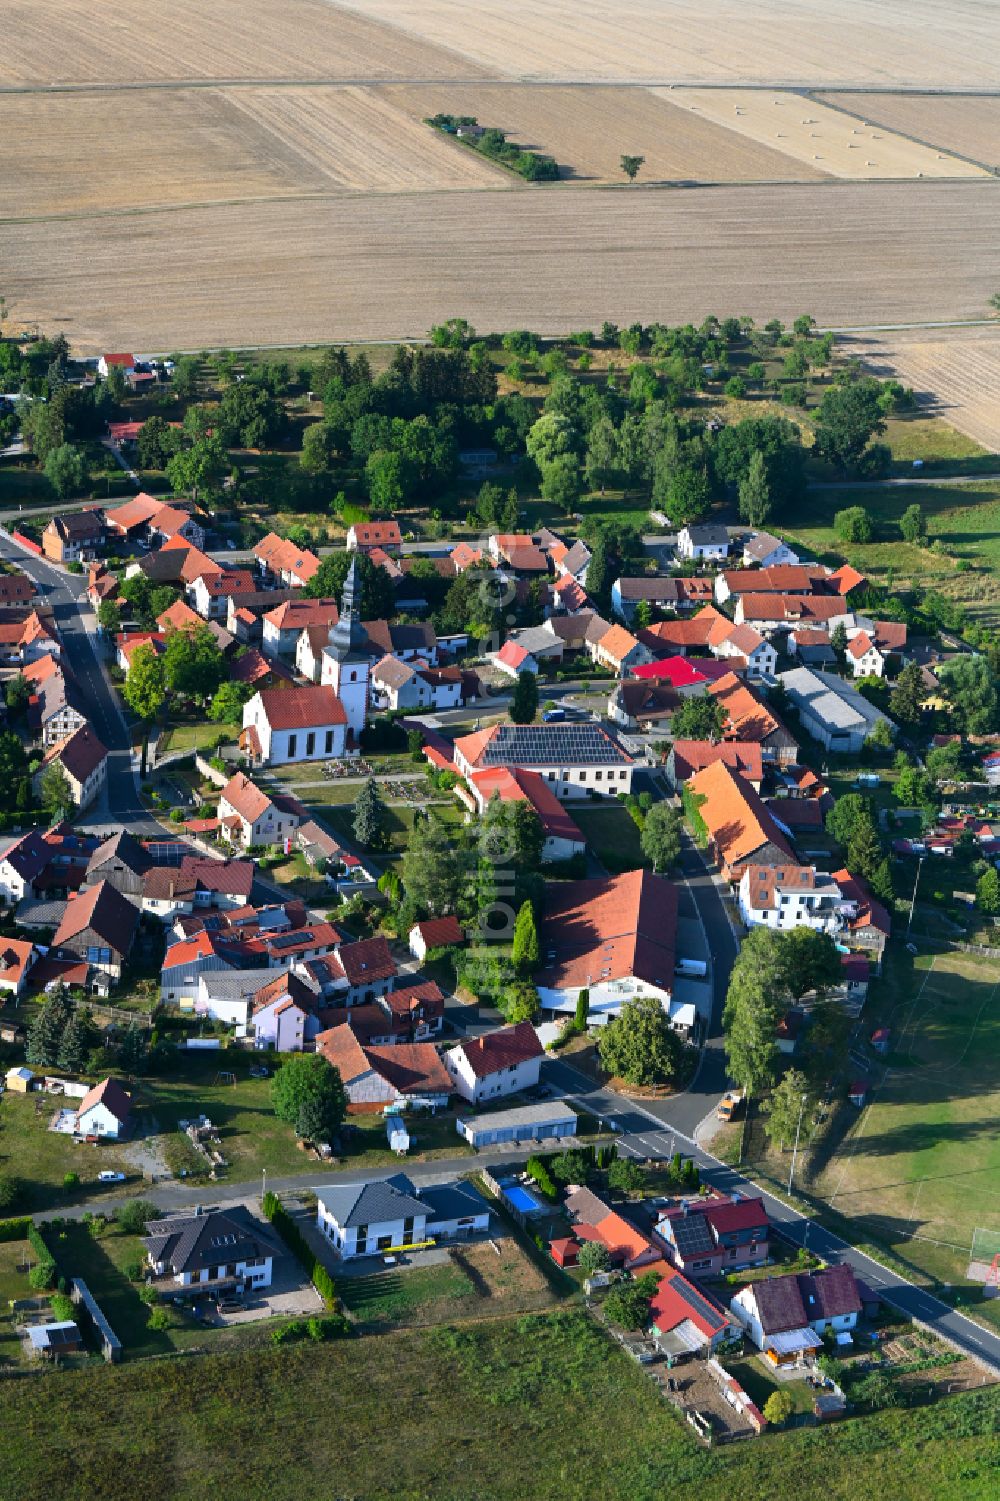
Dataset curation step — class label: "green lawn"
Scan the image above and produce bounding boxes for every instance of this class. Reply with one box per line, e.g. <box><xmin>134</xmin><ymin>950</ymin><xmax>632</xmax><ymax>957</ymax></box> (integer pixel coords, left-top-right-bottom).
<box><xmin>883</xmin><ymin>415</ymin><xmax>997</xmax><ymax>477</ymax></box>
<box><xmin>0</xmin><ymin>1241</ymin><xmax>35</xmax><ymax>1367</ymax></box>
<box><xmin>0</xmin><ymin>1311</ymin><xmax>998</xmax><ymax>1501</ymax></box>
<box><xmin>156</xmin><ymin>722</ymin><xmax>230</xmax><ymax>756</ymax></box>
<box><xmin>783</xmin><ymin>478</ymin><xmax>1000</xmax><ymax>627</ymax></box>
<box><xmin>0</xmin><ymin>1091</ymin><xmax>137</xmax><ymax>1212</ymax></box>
<box><xmin>340</xmin><ymin>1260</ymin><xmax>476</xmax><ymax>1327</ymax></box>
<box><xmin>571</xmin><ymin>801</ymin><xmax>647</xmax><ymax>873</ymax></box>
<box><xmin>803</xmin><ymin>948</ymin><xmax>1000</xmax><ymax>1308</ymax></box>
<box><xmin>723</xmin><ymin>1354</ymin><xmax>817</xmax><ymax>1418</ymax></box>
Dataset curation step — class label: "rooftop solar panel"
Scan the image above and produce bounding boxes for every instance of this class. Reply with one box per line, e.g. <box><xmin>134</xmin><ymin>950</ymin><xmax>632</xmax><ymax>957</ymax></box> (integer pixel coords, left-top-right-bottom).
<box><xmin>671</xmin><ymin>1215</ymin><xmax>715</xmax><ymax>1256</ymax></box>
<box><xmin>482</xmin><ymin>723</ymin><xmax>631</xmax><ymax>768</ymax></box>
<box><xmin>673</xmin><ymin>1277</ymin><xmax>725</xmax><ymax>1327</ymax></box>
<box><xmin>268</xmin><ymin>930</ymin><xmax>313</xmax><ymax>951</ymax></box>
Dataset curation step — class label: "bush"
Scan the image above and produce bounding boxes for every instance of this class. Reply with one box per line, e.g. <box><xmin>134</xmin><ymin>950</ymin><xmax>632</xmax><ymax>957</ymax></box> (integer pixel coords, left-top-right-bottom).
<box><xmin>0</xmin><ymin>1214</ymin><xmax>32</xmax><ymax>1242</ymax></box>
<box><xmin>834</xmin><ymin>505</ymin><xmax>873</xmax><ymax>544</ymax></box>
<box><xmin>138</xmin><ymin>1285</ymin><xmax>159</xmax><ymax>1307</ymax></box>
<box><xmin>525</xmin><ymin>1155</ymin><xmax>558</xmax><ymax>1201</ymax></box>
<box><xmin>29</xmin><ymin>1260</ymin><xmax>56</xmax><ymax>1290</ymax></box>
<box><xmin>123</xmin><ymin>1258</ymin><xmax>146</xmax><ymax>1282</ymax></box>
<box><xmin>763</xmin><ymin>1389</ymin><xmax>795</xmax><ymax>1426</ymax></box>
<box><xmin>63</xmin><ymin>1172</ymin><xmax>80</xmax><ymax>1191</ymax></box>
<box><xmin>50</xmin><ymin>1292</ymin><xmax>75</xmax><ymax>1322</ymax></box>
<box><xmin>115</xmin><ymin>1199</ymin><xmax>161</xmax><ymax>1235</ymax></box>
<box><xmin>147</xmin><ymin>1307</ymin><xmax>171</xmax><ymax>1331</ymax></box>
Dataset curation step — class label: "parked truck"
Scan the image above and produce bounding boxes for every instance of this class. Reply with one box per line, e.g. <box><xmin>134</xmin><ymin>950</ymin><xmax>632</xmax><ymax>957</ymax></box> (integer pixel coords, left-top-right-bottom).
<box><xmin>717</xmin><ymin>1089</ymin><xmax>744</xmax><ymax>1123</ymax></box>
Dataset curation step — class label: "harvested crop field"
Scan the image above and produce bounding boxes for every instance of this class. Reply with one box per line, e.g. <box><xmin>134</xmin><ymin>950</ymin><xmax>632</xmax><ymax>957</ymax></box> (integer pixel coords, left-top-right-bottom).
<box><xmin>7</xmin><ymin>181</ymin><xmax>1000</xmax><ymax>353</ymax></box>
<box><xmin>386</xmin><ymin>83</ymin><xmax>826</xmax><ymax>183</ymax></box>
<box><xmin>333</xmin><ymin>0</ymin><xmax>1000</xmax><ymax>87</ymax></box>
<box><xmin>820</xmin><ymin>94</ymin><xmax>1000</xmax><ymax>171</ymax></box>
<box><xmin>1</xmin><ymin>86</ymin><xmax>508</xmax><ymax>218</ymax></box>
<box><xmin>848</xmin><ymin>325</ymin><xmax>1000</xmax><ymax>453</ymax></box>
<box><xmin>220</xmin><ymin>87</ymin><xmax>510</xmax><ymax>192</ymax></box>
<box><xmin>0</xmin><ymin>0</ymin><xmax>495</xmax><ymax>86</ymax></box>
<box><xmin>663</xmin><ymin>90</ymin><xmax>987</xmax><ymax>180</ymax></box>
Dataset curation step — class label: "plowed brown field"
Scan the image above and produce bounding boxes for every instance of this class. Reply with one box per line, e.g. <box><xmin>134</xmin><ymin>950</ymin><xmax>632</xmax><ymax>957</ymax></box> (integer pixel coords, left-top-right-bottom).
<box><xmin>385</xmin><ymin>84</ymin><xmax>827</xmax><ymax>182</ymax></box>
<box><xmin>7</xmin><ymin>181</ymin><xmax>1000</xmax><ymax>354</ymax></box>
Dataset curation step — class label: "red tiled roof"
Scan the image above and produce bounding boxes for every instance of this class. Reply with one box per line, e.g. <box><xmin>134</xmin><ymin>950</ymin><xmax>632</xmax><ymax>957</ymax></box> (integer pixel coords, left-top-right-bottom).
<box><xmin>632</xmin><ymin>656</ymin><xmax>708</xmax><ymax>688</ymax></box>
<box><xmin>349</xmin><ymin>521</ymin><xmax>402</xmax><ymax>547</ymax></box>
<box><xmin>254</xmin><ymin>532</ymin><xmax>320</xmax><ymax>583</ymax></box>
<box><xmin>453</xmin><ymin>1020</ymin><xmax>542</xmax><ymax>1079</ymax></box>
<box><xmin>77</xmin><ymin>1075</ymin><xmax>132</xmax><ymax>1125</ymax></box>
<box><xmin>46</xmin><ymin>724</ymin><xmax>108</xmax><ymax>784</ymax></box>
<box><xmin>670</xmin><ymin>740</ymin><xmax>763</xmax><ymax>784</ymax></box>
<box><xmin>468</xmin><ymin>765</ymin><xmax>585</xmax><ymax>846</ymax></box>
<box><xmin>411</xmin><ymin>915</ymin><xmax>463</xmax><ymax>948</ymax></box>
<box><xmin>497</xmin><ymin>640</ymin><xmax>530</xmax><ymax>670</ymax></box>
<box><xmin>336</xmin><ymin>935</ymin><xmax>396</xmax><ymax>987</ymax></box>
<box><xmin>651</xmin><ymin>1267</ymin><xmax>730</xmax><ymax>1339</ymax></box>
<box><xmin>687</xmin><ymin>760</ymin><xmax>794</xmax><ymax>871</ymax></box>
<box><xmin>54</xmin><ymin>880</ymin><xmax>139</xmax><ymax>956</ymax></box>
<box><xmin>255</xmin><ymin>685</ymin><xmax>347</xmax><ymax>730</ymax></box>
<box><xmin>538</xmin><ymin>870</ymin><xmax>678</xmax><ymax>993</ymax></box>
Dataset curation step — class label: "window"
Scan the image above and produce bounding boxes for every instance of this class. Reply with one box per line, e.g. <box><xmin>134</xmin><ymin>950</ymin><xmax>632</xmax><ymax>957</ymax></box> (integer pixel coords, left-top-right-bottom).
<box><xmin>306</xmin><ymin>732</ymin><xmax>315</xmax><ymax>756</ymax></box>
<box><xmin>595</xmin><ymin>770</ymin><xmax>603</xmax><ymax>781</ymax></box>
<box><xmin>288</xmin><ymin>734</ymin><xmax>297</xmax><ymax>758</ymax></box>
<box><xmin>325</xmin><ymin>730</ymin><xmax>334</xmax><ymax>754</ymax></box>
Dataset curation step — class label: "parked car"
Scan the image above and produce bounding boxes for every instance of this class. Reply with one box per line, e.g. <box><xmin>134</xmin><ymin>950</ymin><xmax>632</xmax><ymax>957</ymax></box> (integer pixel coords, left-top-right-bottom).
<box><xmin>97</xmin><ymin>1170</ymin><xmax>126</xmax><ymax>1183</ymax></box>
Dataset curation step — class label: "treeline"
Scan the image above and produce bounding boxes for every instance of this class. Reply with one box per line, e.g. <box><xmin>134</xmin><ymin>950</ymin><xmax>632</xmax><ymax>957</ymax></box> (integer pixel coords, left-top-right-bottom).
<box><xmin>426</xmin><ymin>114</ymin><xmax>559</xmax><ymax>181</ymax></box>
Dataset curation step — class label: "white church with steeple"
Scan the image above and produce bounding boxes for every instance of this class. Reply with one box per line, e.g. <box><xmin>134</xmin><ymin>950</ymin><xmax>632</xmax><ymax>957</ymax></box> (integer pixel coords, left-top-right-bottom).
<box><xmin>321</xmin><ymin>557</ymin><xmax>370</xmax><ymax>744</ymax></box>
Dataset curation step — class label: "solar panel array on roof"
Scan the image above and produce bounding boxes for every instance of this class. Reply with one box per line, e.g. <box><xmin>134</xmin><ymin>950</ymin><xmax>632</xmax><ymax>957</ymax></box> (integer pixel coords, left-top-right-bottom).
<box><xmin>673</xmin><ymin>1276</ymin><xmax>725</xmax><ymax>1327</ymax></box>
<box><xmin>268</xmin><ymin>929</ymin><xmax>315</xmax><ymax>951</ymax></box>
<box><xmin>482</xmin><ymin>723</ymin><xmax>630</xmax><ymax>768</ymax></box>
<box><xmin>143</xmin><ymin>842</ymin><xmax>189</xmax><ymax>865</ymax></box>
<box><xmin>671</xmin><ymin>1215</ymin><xmax>715</xmax><ymax>1257</ymax></box>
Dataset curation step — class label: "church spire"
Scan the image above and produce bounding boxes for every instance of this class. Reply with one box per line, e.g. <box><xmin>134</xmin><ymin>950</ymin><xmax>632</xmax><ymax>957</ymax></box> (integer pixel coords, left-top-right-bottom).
<box><xmin>327</xmin><ymin>556</ymin><xmax>368</xmax><ymax>660</ymax></box>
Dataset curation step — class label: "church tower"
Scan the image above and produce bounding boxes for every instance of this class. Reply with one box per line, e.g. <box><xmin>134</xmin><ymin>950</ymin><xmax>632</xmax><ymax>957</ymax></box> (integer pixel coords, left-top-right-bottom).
<box><xmin>322</xmin><ymin>558</ymin><xmax>370</xmax><ymax>744</ymax></box>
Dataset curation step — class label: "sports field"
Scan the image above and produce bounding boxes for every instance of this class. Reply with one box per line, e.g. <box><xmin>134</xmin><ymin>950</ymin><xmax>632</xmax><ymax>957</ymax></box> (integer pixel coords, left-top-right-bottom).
<box><xmin>809</xmin><ymin>950</ymin><xmax>1000</xmax><ymax>1290</ymax></box>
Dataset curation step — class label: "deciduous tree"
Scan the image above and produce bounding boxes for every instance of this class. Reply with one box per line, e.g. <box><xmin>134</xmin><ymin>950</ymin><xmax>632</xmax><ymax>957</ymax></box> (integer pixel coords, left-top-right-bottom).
<box><xmin>271</xmin><ymin>1054</ymin><xmax>347</xmax><ymax>1137</ymax></box>
<box><xmin>640</xmin><ymin>802</ymin><xmax>681</xmax><ymax>872</ymax></box>
<box><xmin>598</xmin><ymin>994</ymin><xmax>683</xmax><ymax>1086</ymax></box>
<box><xmin>669</xmin><ymin>696</ymin><xmax>727</xmax><ymax>743</ymax></box>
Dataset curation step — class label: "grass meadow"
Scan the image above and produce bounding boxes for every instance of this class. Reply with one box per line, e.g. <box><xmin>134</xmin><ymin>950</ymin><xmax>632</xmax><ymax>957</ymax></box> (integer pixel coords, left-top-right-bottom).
<box><xmin>0</xmin><ymin>1311</ymin><xmax>998</xmax><ymax>1501</ymax></box>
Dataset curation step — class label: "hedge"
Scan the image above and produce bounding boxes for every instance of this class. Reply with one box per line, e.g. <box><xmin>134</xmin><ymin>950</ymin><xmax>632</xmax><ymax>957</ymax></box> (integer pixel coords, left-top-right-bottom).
<box><xmin>0</xmin><ymin>1216</ymin><xmax>33</xmax><ymax>1243</ymax></box>
<box><xmin>262</xmin><ymin>1191</ymin><xmax>337</xmax><ymax>1310</ymax></box>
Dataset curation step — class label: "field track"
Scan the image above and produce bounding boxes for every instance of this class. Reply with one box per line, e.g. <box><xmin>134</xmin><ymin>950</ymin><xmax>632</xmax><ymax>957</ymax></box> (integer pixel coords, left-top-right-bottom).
<box><xmin>7</xmin><ymin>181</ymin><xmax>1000</xmax><ymax>354</ymax></box>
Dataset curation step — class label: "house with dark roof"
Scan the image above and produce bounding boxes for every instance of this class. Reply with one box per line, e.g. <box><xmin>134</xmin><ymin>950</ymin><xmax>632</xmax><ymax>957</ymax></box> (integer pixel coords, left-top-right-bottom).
<box><xmin>677</xmin><ymin>523</ymin><xmax>730</xmax><ymax>562</ymax></box>
<box><xmin>43</xmin><ymin>508</ymin><xmax>105</xmax><ymax>564</ymax></box>
<box><xmin>316</xmin><ymin>1173</ymin><xmax>489</xmax><ymax>1259</ymax></box>
<box><xmin>52</xmin><ymin>880</ymin><xmax>139</xmax><ymax>981</ymax></box>
<box><xmin>730</xmin><ymin>1264</ymin><xmax>862</xmax><ymax>1364</ymax></box>
<box><xmin>240</xmin><ymin>685</ymin><xmax>348</xmax><ymax>766</ymax></box>
<box><xmin>144</xmin><ymin>1205</ymin><xmax>279</xmax><ymax>1290</ymax></box>
<box><xmin>75</xmin><ymin>1076</ymin><xmax>132</xmax><ymax>1139</ymax></box>
<box><xmin>444</xmin><ymin>1020</ymin><xmax>543</xmax><ymax>1104</ymax></box>
<box><xmin>84</xmin><ymin>830</ymin><xmax>152</xmax><ymax>900</ymax></box>
<box><xmin>654</xmin><ymin>1193</ymin><xmax>770</xmax><ymax>1279</ymax></box>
